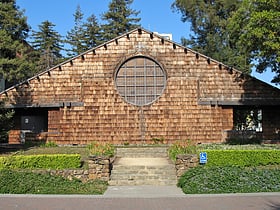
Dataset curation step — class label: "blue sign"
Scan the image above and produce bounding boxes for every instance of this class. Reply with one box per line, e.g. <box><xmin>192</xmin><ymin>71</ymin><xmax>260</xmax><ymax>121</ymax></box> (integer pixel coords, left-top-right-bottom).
<box><xmin>200</xmin><ymin>152</ymin><xmax>207</xmax><ymax>164</ymax></box>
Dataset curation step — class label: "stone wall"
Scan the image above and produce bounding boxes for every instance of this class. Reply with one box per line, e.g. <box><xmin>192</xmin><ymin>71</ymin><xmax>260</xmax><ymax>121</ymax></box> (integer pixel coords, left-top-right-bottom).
<box><xmin>34</xmin><ymin>156</ymin><xmax>112</xmax><ymax>182</ymax></box>
<box><xmin>87</xmin><ymin>156</ymin><xmax>112</xmax><ymax>181</ymax></box>
<box><xmin>175</xmin><ymin>154</ymin><xmax>199</xmax><ymax>178</ymax></box>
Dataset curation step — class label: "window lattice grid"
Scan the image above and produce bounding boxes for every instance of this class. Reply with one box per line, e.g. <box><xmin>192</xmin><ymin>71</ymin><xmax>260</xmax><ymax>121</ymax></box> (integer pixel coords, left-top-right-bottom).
<box><xmin>115</xmin><ymin>57</ymin><xmax>166</xmax><ymax>106</ymax></box>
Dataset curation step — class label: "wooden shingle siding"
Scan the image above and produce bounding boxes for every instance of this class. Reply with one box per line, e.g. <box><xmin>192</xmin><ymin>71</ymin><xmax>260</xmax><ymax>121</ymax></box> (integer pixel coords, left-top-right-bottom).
<box><xmin>1</xmin><ymin>28</ymin><xmax>280</xmax><ymax>145</ymax></box>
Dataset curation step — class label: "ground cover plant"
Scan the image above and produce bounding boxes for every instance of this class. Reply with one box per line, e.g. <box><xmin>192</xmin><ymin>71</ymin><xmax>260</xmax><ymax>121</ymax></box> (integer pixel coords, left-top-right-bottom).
<box><xmin>170</xmin><ymin>141</ymin><xmax>280</xmax><ymax>194</ymax></box>
<box><xmin>178</xmin><ymin>165</ymin><xmax>280</xmax><ymax>194</ymax></box>
<box><xmin>168</xmin><ymin>140</ymin><xmax>197</xmax><ymax>161</ymax></box>
<box><xmin>0</xmin><ymin>169</ymin><xmax>107</xmax><ymax>194</ymax></box>
<box><xmin>0</xmin><ymin>142</ymin><xmax>115</xmax><ymax>194</ymax></box>
<box><xmin>87</xmin><ymin>142</ymin><xmax>115</xmax><ymax>157</ymax></box>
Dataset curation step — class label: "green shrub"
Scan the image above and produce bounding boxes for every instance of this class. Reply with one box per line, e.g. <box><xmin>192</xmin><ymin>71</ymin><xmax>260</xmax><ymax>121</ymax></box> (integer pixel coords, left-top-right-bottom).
<box><xmin>0</xmin><ymin>170</ymin><xmax>107</xmax><ymax>194</ymax></box>
<box><xmin>87</xmin><ymin>142</ymin><xmax>114</xmax><ymax>157</ymax></box>
<box><xmin>151</xmin><ymin>137</ymin><xmax>164</xmax><ymax>145</ymax></box>
<box><xmin>178</xmin><ymin>166</ymin><xmax>280</xmax><ymax>194</ymax></box>
<box><xmin>40</xmin><ymin>141</ymin><xmax>58</xmax><ymax>148</ymax></box>
<box><xmin>169</xmin><ymin>140</ymin><xmax>197</xmax><ymax>161</ymax></box>
<box><xmin>202</xmin><ymin>150</ymin><xmax>280</xmax><ymax>167</ymax></box>
<box><xmin>197</xmin><ymin>143</ymin><xmax>280</xmax><ymax>150</ymax></box>
<box><xmin>0</xmin><ymin>154</ymin><xmax>81</xmax><ymax>170</ymax></box>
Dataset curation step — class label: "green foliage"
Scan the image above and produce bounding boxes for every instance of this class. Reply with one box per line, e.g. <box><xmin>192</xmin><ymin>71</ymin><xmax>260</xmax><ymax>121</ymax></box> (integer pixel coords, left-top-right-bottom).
<box><xmin>65</xmin><ymin>5</ymin><xmax>102</xmax><ymax>56</ymax></box>
<box><xmin>202</xmin><ymin>150</ymin><xmax>280</xmax><ymax>167</ymax></box>
<box><xmin>101</xmin><ymin>0</ymin><xmax>141</xmax><ymax>41</ymax></box>
<box><xmin>228</xmin><ymin>0</ymin><xmax>280</xmax><ymax>83</ymax></box>
<box><xmin>197</xmin><ymin>143</ymin><xmax>280</xmax><ymax>150</ymax></box>
<box><xmin>0</xmin><ymin>1</ymin><xmax>37</xmax><ymax>83</ymax></box>
<box><xmin>40</xmin><ymin>141</ymin><xmax>58</xmax><ymax>148</ymax></box>
<box><xmin>151</xmin><ymin>137</ymin><xmax>164</xmax><ymax>145</ymax></box>
<box><xmin>178</xmin><ymin>145</ymin><xmax>280</xmax><ymax>194</ymax></box>
<box><xmin>0</xmin><ymin>101</ymin><xmax>14</xmax><ymax>143</ymax></box>
<box><xmin>169</xmin><ymin>140</ymin><xmax>197</xmax><ymax>161</ymax></box>
<box><xmin>0</xmin><ymin>154</ymin><xmax>81</xmax><ymax>170</ymax></box>
<box><xmin>172</xmin><ymin>0</ymin><xmax>251</xmax><ymax>73</ymax></box>
<box><xmin>83</xmin><ymin>14</ymin><xmax>102</xmax><ymax>48</ymax></box>
<box><xmin>87</xmin><ymin>142</ymin><xmax>115</xmax><ymax>157</ymax></box>
<box><xmin>0</xmin><ymin>170</ymin><xmax>107</xmax><ymax>194</ymax></box>
<box><xmin>31</xmin><ymin>20</ymin><xmax>64</xmax><ymax>70</ymax></box>
<box><xmin>178</xmin><ymin>166</ymin><xmax>280</xmax><ymax>194</ymax></box>
<box><xmin>174</xmin><ymin>0</ymin><xmax>280</xmax><ymax>83</ymax></box>
<box><xmin>65</xmin><ymin>5</ymin><xmax>89</xmax><ymax>56</ymax></box>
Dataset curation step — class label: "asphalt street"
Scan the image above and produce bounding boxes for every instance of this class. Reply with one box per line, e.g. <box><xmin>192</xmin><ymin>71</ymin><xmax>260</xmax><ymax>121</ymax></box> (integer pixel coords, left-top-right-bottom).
<box><xmin>1</xmin><ymin>186</ymin><xmax>280</xmax><ymax>210</ymax></box>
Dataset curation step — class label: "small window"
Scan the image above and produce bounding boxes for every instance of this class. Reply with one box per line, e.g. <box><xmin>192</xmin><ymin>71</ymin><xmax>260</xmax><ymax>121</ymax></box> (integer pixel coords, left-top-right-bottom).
<box><xmin>234</xmin><ymin>108</ymin><xmax>262</xmax><ymax>132</ymax></box>
<box><xmin>115</xmin><ymin>56</ymin><xmax>166</xmax><ymax>106</ymax></box>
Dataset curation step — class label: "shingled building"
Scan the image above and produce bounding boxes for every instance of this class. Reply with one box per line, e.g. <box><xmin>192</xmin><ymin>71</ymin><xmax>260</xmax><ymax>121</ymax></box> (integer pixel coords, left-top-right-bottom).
<box><xmin>1</xmin><ymin>28</ymin><xmax>280</xmax><ymax>145</ymax></box>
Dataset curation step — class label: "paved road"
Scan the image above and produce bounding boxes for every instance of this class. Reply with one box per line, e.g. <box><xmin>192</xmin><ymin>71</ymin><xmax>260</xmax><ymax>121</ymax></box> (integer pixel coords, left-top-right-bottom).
<box><xmin>1</xmin><ymin>186</ymin><xmax>280</xmax><ymax>210</ymax></box>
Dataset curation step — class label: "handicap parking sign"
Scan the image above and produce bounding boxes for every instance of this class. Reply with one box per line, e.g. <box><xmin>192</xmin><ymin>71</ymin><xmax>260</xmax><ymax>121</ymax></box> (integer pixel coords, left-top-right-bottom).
<box><xmin>199</xmin><ymin>152</ymin><xmax>207</xmax><ymax>164</ymax></box>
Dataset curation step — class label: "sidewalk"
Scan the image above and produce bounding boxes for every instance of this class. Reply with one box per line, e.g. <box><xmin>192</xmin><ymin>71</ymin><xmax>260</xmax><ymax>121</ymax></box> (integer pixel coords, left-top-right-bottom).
<box><xmin>104</xmin><ymin>185</ymin><xmax>185</xmax><ymax>198</ymax></box>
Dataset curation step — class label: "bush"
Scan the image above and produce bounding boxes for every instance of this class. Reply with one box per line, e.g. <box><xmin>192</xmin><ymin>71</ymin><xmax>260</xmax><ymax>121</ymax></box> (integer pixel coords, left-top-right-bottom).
<box><xmin>40</xmin><ymin>141</ymin><xmax>58</xmax><ymax>148</ymax></box>
<box><xmin>87</xmin><ymin>142</ymin><xmax>114</xmax><ymax>157</ymax></box>
<box><xmin>178</xmin><ymin>166</ymin><xmax>280</xmax><ymax>194</ymax></box>
<box><xmin>0</xmin><ymin>170</ymin><xmax>107</xmax><ymax>194</ymax></box>
<box><xmin>0</xmin><ymin>154</ymin><xmax>81</xmax><ymax>170</ymax></box>
<box><xmin>0</xmin><ymin>101</ymin><xmax>14</xmax><ymax>143</ymax></box>
<box><xmin>202</xmin><ymin>150</ymin><xmax>280</xmax><ymax>167</ymax></box>
<box><xmin>169</xmin><ymin>140</ymin><xmax>197</xmax><ymax>161</ymax></box>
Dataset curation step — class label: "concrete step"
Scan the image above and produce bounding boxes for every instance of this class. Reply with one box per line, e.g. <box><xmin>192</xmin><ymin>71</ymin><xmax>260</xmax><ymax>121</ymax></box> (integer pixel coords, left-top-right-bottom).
<box><xmin>109</xmin><ymin>179</ymin><xmax>177</xmax><ymax>186</ymax></box>
<box><xmin>109</xmin><ymin>146</ymin><xmax>177</xmax><ymax>186</ymax></box>
<box><xmin>115</xmin><ymin>146</ymin><xmax>168</xmax><ymax>158</ymax></box>
<box><xmin>111</xmin><ymin>164</ymin><xmax>175</xmax><ymax>171</ymax></box>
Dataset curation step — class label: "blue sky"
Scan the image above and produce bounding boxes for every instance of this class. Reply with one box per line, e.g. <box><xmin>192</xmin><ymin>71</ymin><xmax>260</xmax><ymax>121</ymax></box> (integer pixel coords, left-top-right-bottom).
<box><xmin>16</xmin><ymin>0</ymin><xmax>277</xmax><ymax>87</ymax></box>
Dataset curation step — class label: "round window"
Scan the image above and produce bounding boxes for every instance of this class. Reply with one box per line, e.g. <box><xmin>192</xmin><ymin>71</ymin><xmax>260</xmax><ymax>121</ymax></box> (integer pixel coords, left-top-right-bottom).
<box><xmin>115</xmin><ymin>56</ymin><xmax>166</xmax><ymax>106</ymax></box>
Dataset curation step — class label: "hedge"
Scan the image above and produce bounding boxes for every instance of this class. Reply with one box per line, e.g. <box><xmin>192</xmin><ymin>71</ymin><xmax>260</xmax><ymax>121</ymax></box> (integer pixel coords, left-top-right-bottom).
<box><xmin>0</xmin><ymin>154</ymin><xmax>81</xmax><ymax>170</ymax></box>
<box><xmin>201</xmin><ymin>150</ymin><xmax>280</xmax><ymax>167</ymax></box>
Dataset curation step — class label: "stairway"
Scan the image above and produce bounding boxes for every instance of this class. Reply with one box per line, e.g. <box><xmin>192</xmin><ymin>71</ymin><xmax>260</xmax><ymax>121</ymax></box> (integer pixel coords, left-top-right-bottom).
<box><xmin>109</xmin><ymin>146</ymin><xmax>177</xmax><ymax>186</ymax></box>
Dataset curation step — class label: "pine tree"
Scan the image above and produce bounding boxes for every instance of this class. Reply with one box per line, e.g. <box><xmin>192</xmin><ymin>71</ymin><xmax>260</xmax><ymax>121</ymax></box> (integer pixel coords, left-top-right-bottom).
<box><xmin>101</xmin><ymin>0</ymin><xmax>141</xmax><ymax>42</ymax></box>
<box><xmin>172</xmin><ymin>0</ymin><xmax>251</xmax><ymax>74</ymax></box>
<box><xmin>83</xmin><ymin>14</ymin><xmax>102</xmax><ymax>48</ymax></box>
<box><xmin>65</xmin><ymin>5</ymin><xmax>88</xmax><ymax>56</ymax></box>
<box><xmin>31</xmin><ymin>20</ymin><xmax>64</xmax><ymax>70</ymax></box>
<box><xmin>0</xmin><ymin>0</ymin><xmax>36</xmax><ymax>87</ymax></box>
<box><xmin>0</xmin><ymin>100</ymin><xmax>14</xmax><ymax>143</ymax></box>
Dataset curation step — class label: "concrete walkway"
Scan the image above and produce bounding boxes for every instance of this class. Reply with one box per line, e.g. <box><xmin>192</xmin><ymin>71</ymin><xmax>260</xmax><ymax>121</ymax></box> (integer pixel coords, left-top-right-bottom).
<box><xmin>104</xmin><ymin>185</ymin><xmax>185</xmax><ymax>198</ymax></box>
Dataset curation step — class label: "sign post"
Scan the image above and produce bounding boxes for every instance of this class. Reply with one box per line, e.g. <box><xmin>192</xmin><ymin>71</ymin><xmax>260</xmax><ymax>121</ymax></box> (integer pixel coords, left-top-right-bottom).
<box><xmin>199</xmin><ymin>152</ymin><xmax>207</xmax><ymax>164</ymax></box>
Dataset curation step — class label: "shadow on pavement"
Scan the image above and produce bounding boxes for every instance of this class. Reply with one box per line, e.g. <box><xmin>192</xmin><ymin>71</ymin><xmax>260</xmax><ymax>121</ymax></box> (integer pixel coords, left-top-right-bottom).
<box><xmin>269</xmin><ymin>202</ymin><xmax>280</xmax><ymax>210</ymax></box>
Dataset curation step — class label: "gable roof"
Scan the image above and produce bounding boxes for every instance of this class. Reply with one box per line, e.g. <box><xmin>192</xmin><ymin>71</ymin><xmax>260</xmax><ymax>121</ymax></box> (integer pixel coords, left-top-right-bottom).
<box><xmin>1</xmin><ymin>27</ymin><xmax>280</xmax><ymax>106</ymax></box>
